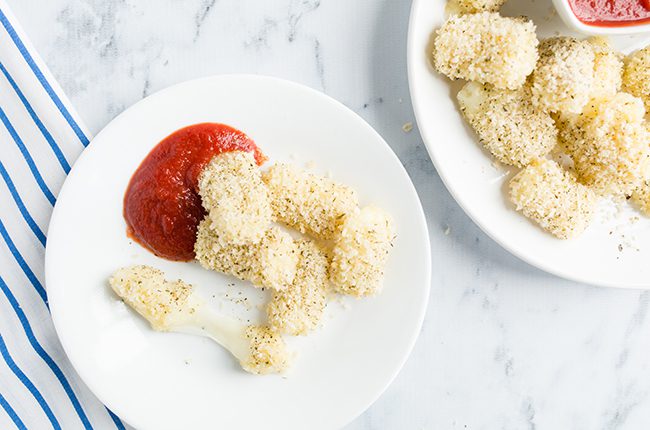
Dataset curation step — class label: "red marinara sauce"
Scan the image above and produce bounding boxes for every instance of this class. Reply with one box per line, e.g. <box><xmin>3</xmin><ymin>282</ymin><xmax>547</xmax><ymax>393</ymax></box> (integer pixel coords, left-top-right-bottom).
<box><xmin>568</xmin><ymin>0</ymin><xmax>650</xmax><ymax>26</ymax></box>
<box><xmin>123</xmin><ymin>123</ymin><xmax>266</xmax><ymax>261</ymax></box>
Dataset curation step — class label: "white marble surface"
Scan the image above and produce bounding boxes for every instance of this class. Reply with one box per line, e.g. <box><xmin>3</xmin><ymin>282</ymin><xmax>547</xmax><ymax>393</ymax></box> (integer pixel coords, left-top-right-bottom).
<box><xmin>9</xmin><ymin>0</ymin><xmax>650</xmax><ymax>428</ymax></box>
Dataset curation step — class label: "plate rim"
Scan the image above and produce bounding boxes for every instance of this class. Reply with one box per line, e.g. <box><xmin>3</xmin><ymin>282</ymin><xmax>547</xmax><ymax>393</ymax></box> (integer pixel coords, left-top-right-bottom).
<box><xmin>45</xmin><ymin>74</ymin><xmax>433</xmax><ymax>429</ymax></box>
<box><xmin>406</xmin><ymin>0</ymin><xmax>650</xmax><ymax>289</ymax></box>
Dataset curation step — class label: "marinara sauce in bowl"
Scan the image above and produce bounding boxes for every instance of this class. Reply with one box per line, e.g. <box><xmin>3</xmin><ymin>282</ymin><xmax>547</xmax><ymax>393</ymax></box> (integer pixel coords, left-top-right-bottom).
<box><xmin>554</xmin><ymin>0</ymin><xmax>650</xmax><ymax>34</ymax></box>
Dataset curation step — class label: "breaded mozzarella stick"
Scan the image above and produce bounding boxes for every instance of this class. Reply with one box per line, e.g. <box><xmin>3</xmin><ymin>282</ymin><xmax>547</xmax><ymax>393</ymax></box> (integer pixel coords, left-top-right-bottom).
<box><xmin>330</xmin><ymin>206</ymin><xmax>394</xmax><ymax>297</ymax></box>
<box><xmin>109</xmin><ymin>265</ymin><xmax>291</xmax><ymax>374</ymax></box>
<box><xmin>198</xmin><ymin>151</ymin><xmax>271</xmax><ymax>245</ymax></box>
<box><xmin>262</xmin><ymin>163</ymin><xmax>358</xmax><ymax>240</ymax></box>
<box><xmin>195</xmin><ymin>219</ymin><xmax>298</xmax><ymax>291</ymax></box>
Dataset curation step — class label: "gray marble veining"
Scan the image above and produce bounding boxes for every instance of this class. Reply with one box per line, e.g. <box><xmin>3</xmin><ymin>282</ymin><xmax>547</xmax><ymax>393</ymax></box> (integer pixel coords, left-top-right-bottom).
<box><xmin>9</xmin><ymin>0</ymin><xmax>650</xmax><ymax>428</ymax></box>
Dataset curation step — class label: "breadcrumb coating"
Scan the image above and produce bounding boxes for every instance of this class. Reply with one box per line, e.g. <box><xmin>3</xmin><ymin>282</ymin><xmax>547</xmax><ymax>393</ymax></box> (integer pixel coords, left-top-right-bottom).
<box><xmin>195</xmin><ymin>219</ymin><xmax>298</xmax><ymax>291</ymax></box>
<box><xmin>198</xmin><ymin>151</ymin><xmax>271</xmax><ymax>245</ymax></box>
<box><xmin>532</xmin><ymin>37</ymin><xmax>595</xmax><ymax>114</ymax></box>
<box><xmin>262</xmin><ymin>163</ymin><xmax>359</xmax><ymax>240</ymax></box>
<box><xmin>509</xmin><ymin>159</ymin><xmax>597</xmax><ymax>239</ymax></box>
<box><xmin>622</xmin><ymin>46</ymin><xmax>650</xmax><ymax>113</ymax></box>
<box><xmin>267</xmin><ymin>240</ymin><xmax>328</xmax><ymax>336</ymax></box>
<box><xmin>554</xmin><ymin>111</ymin><xmax>581</xmax><ymax>155</ymax></box>
<box><xmin>457</xmin><ymin>81</ymin><xmax>557</xmax><ymax>167</ymax></box>
<box><xmin>330</xmin><ymin>206</ymin><xmax>394</xmax><ymax>297</ymax></box>
<box><xmin>109</xmin><ymin>265</ymin><xmax>193</xmax><ymax>331</ymax></box>
<box><xmin>632</xmin><ymin>181</ymin><xmax>650</xmax><ymax>216</ymax></box>
<box><xmin>433</xmin><ymin>12</ymin><xmax>538</xmax><ymax>90</ymax></box>
<box><xmin>563</xmin><ymin>93</ymin><xmax>650</xmax><ymax>196</ymax></box>
<box><xmin>588</xmin><ymin>37</ymin><xmax>623</xmax><ymax>99</ymax></box>
<box><xmin>240</xmin><ymin>325</ymin><xmax>292</xmax><ymax>375</ymax></box>
<box><xmin>552</xmin><ymin>36</ymin><xmax>623</xmax><ymax>145</ymax></box>
<box><xmin>446</xmin><ymin>0</ymin><xmax>507</xmax><ymax>14</ymax></box>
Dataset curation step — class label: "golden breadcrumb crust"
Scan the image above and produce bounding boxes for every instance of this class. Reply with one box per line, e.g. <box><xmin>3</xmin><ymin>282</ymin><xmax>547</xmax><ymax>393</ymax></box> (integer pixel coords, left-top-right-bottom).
<box><xmin>588</xmin><ymin>37</ymin><xmax>622</xmax><ymax>99</ymax></box>
<box><xmin>509</xmin><ymin>158</ymin><xmax>597</xmax><ymax>239</ymax></box>
<box><xmin>622</xmin><ymin>46</ymin><xmax>650</xmax><ymax>113</ymax></box>
<box><xmin>458</xmin><ymin>81</ymin><xmax>557</xmax><ymax>167</ymax></box>
<box><xmin>198</xmin><ymin>151</ymin><xmax>271</xmax><ymax>245</ymax></box>
<box><xmin>262</xmin><ymin>163</ymin><xmax>358</xmax><ymax>240</ymax></box>
<box><xmin>195</xmin><ymin>219</ymin><xmax>298</xmax><ymax>291</ymax></box>
<box><xmin>433</xmin><ymin>12</ymin><xmax>538</xmax><ymax>90</ymax></box>
<box><xmin>241</xmin><ymin>325</ymin><xmax>292</xmax><ymax>375</ymax></box>
<box><xmin>560</xmin><ymin>93</ymin><xmax>650</xmax><ymax>197</ymax></box>
<box><xmin>109</xmin><ymin>265</ymin><xmax>193</xmax><ymax>331</ymax></box>
<box><xmin>531</xmin><ymin>37</ymin><xmax>595</xmax><ymax>114</ymax></box>
<box><xmin>447</xmin><ymin>0</ymin><xmax>507</xmax><ymax>14</ymax></box>
<box><xmin>267</xmin><ymin>240</ymin><xmax>329</xmax><ymax>336</ymax></box>
<box><xmin>330</xmin><ymin>206</ymin><xmax>394</xmax><ymax>297</ymax></box>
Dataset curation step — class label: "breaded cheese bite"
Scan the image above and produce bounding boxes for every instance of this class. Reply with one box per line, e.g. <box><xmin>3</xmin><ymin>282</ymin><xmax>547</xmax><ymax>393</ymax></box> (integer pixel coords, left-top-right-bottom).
<box><xmin>110</xmin><ymin>266</ymin><xmax>291</xmax><ymax>375</ymax></box>
<box><xmin>622</xmin><ymin>46</ymin><xmax>650</xmax><ymax>112</ymax></box>
<box><xmin>267</xmin><ymin>240</ymin><xmax>329</xmax><ymax>336</ymax></box>
<box><xmin>109</xmin><ymin>265</ymin><xmax>194</xmax><ymax>331</ymax></box>
<box><xmin>565</xmin><ymin>93</ymin><xmax>650</xmax><ymax>196</ymax></box>
<box><xmin>198</xmin><ymin>151</ymin><xmax>271</xmax><ymax>245</ymax></box>
<box><xmin>446</xmin><ymin>0</ymin><xmax>507</xmax><ymax>14</ymax></box>
<box><xmin>262</xmin><ymin>163</ymin><xmax>359</xmax><ymax>240</ymax></box>
<box><xmin>509</xmin><ymin>159</ymin><xmax>596</xmax><ymax>239</ymax></box>
<box><xmin>588</xmin><ymin>37</ymin><xmax>623</xmax><ymax>99</ymax></box>
<box><xmin>531</xmin><ymin>37</ymin><xmax>595</xmax><ymax>114</ymax></box>
<box><xmin>241</xmin><ymin>325</ymin><xmax>292</xmax><ymax>375</ymax></box>
<box><xmin>195</xmin><ymin>219</ymin><xmax>298</xmax><ymax>291</ymax></box>
<box><xmin>330</xmin><ymin>206</ymin><xmax>394</xmax><ymax>297</ymax></box>
<box><xmin>433</xmin><ymin>12</ymin><xmax>538</xmax><ymax>90</ymax></box>
<box><xmin>457</xmin><ymin>81</ymin><xmax>557</xmax><ymax>167</ymax></box>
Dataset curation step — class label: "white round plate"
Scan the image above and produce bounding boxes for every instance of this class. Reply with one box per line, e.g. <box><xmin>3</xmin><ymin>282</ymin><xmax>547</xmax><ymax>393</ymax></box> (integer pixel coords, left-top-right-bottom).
<box><xmin>45</xmin><ymin>75</ymin><xmax>431</xmax><ymax>430</ymax></box>
<box><xmin>408</xmin><ymin>0</ymin><xmax>650</xmax><ymax>288</ymax></box>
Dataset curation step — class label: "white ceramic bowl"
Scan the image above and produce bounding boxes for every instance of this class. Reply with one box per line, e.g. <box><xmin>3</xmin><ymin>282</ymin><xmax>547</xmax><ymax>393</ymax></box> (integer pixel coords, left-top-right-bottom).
<box><xmin>552</xmin><ymin>0</ymin><xmax>650</xmax><ymax>35</ymax></box>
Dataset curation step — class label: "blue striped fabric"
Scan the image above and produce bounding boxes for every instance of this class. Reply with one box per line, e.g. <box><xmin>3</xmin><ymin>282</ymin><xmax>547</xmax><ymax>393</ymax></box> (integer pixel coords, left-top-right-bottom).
<box><xmin>0</xmin><ymin>1</ymin><xmax>130</xmax><ymax>429</ymax></box>
<box><xmin>0</xmin><ymin>391</ymin><xmax>28</xmax><ymax>430</ymax></box>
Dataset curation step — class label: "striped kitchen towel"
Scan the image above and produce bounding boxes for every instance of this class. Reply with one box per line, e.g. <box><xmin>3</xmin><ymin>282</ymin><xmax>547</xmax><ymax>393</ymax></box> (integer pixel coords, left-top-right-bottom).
<box><xmin>0</xmin><ymin>1</ymin><xmax>130</xmax><ymax>429</ymax></box>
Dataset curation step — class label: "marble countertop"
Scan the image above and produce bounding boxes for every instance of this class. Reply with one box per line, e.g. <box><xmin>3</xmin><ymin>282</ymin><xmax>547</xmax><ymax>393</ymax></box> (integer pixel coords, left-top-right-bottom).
<box><xmin>9</xmin><ymin>0</ymin><xmax>650</xmax><ymax>428</ymax></box>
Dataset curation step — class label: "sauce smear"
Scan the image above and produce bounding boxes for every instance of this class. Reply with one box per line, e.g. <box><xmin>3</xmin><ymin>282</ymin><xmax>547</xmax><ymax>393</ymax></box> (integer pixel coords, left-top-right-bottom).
<box><xmin>568</xmin><ymin>0</ymin><xmax>650</xmax><ymax>26</ymax></box>
<box><xmin>124</xmin><ymin>123</ymin><xmax>266</xmax><ymax>261</ymax></box>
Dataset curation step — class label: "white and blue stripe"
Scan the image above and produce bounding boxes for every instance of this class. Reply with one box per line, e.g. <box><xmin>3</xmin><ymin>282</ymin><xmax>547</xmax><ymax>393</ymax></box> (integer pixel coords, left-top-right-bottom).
<box><xmin>0</xmin><ymin>1</ymin><xmax>129</xmax><ymax>428</ymax></box>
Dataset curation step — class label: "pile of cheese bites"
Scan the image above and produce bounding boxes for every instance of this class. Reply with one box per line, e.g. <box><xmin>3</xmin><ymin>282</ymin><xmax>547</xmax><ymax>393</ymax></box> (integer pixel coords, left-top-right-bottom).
<box><xmin>111</xmin><ymin>152</ymin><xmax>394</xmax><ymax>374</ymax></box>
<box><xmin>194</xmin><ymin>152</ymin><xmax>395</xmax><ymax>354</ymax></box>
<box><xmin>432</xmin><ymin>4</ymin><xmax>650</xmax><ymax>239</ymax></box>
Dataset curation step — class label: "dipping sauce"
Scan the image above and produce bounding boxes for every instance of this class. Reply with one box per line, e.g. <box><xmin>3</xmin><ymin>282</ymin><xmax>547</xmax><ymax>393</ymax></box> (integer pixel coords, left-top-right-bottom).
<box><xmin>124</xmin><ymin>123</ymin><xmax>266</xmax><ymax>261</ymax></box>
<box><xmin>568</xmin><ymin>0</ymin><xmax>650</xmax><ymax>26</ymax></box>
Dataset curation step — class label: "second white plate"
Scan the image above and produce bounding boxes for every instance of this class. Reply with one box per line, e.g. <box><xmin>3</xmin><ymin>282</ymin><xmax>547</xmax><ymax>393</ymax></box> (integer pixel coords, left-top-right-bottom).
<box><xmin>408</xmin><ymin>0</ymin><xmax>650</xmax><ymax>288</ymax></box>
